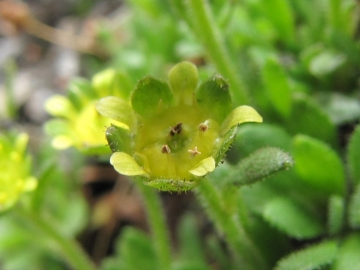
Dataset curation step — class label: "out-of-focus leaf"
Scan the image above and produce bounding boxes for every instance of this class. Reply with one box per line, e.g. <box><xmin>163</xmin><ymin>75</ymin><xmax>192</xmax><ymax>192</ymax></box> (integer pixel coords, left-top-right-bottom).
<box><xmin>293</xmin><ymin>135</ymin><xmax>345</xmax><ymax>196</ymax></box>
<box><xmin>327</xmin><ymin>195</ymin><xmax>345</xmax><ymax>235</ymax></box>
<box><xmin>332</xmin><ymin>233</ymin><xmax>360</xmax><ymax>270</ymax></box>
<box><xmin>275</xmin><ymin>240</ymin><xmax>337</xmax><ymax>270</ymax></box>
<box><xmin>309</xmin><ymin>50</ymin><xmax>346</xmax><ymax>77</ymax></box>
<box><xmin>262</xmin><ymin>197</ymin><xmax>324</xmax><ymax>239</ymax></box>
<box><xmin>348</xmin><ymin>125</ymin><xmax>360</xmax><ymax>184</ymax></box>
<box><xmin>262</xmin><ymin>58</ymin><xmax>292</xmax><ymax>118</ymax></box>
<box><xmin>348</xmin><ymin>184</ymin><xmax>360</xmax><ymax>229</ymax></box>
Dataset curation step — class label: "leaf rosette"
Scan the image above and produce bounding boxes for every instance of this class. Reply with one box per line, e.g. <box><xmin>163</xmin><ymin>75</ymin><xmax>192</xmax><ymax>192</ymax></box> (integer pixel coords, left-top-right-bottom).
<box><xmin>97</xmin><ymin>62</ymin><xmax>262</xmax><ymax>191</ymax></box>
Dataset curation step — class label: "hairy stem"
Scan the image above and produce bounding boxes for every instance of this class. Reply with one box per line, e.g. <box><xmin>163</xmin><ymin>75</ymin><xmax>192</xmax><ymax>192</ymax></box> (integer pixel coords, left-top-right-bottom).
<box><xmin>135</xmin><ymin>179</ymin><xmax>172</xmax><ymax>270</ymax></box>
<box><xmin>185</xmin><ymin>0</ymin><xmax>249</xmax><ymax>104</ymax></box>
<box><xmin>196</xmin><ymin>179</ymin><xmax>267</xmax><ymax>270</ymax></box>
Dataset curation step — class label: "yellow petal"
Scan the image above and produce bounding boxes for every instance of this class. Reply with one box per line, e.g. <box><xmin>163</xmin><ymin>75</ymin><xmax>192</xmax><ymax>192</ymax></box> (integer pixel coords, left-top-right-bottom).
<box><xmin>52</xmin><ymin>136</ymin><xmax>74</xmax><ymax>149</ymax></box>
<box><xmin>189</xmin><ymin>156</ymin><xmax>216</xmax><ymax>176</ymax></box>
<box><xmin>45</xmin><ymin>95</ymin><xmax>77</xmax><ymax>120</ymax></box>
<box><xmin>220</xmin><ymin>105</ymin><xmax>263</xmax><ymax>136</ymax></box>
<box><xmin>110</xmin><ymin>152</ymin><xmax>148</xmax><ymax>176</ymax></box>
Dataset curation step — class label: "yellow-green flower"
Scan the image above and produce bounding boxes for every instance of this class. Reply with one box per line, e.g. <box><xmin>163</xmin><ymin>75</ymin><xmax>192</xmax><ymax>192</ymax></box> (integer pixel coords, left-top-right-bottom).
<box><xmin>0</xmin><ymin>133</ymin><xmax>37</xmax><ymax>211</ymax></box>
<box><xmin>44</xmin><ymin>69</ymin><xmax>133</xmax><ymax>154</ymax></box>
<box><xmin>97</xmin><ymin>62</ymin><xmax>262</xmax><ymax>191</ymax></box>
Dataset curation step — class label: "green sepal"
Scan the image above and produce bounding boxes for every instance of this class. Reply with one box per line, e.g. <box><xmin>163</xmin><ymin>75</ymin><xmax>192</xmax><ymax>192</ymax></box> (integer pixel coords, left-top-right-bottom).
<box><xmin>145</xmin><ymin>178</ymin><xmax>198</xmax><ymax>192</ymax></box>
<box><xmin>168</xmin><ymin>61</ymin><xmax>198</xmax><ymax>105</ymax></box>
<box><xmin>96</xmin><ymin>96</ymin><xmax>135</xmax><ymax>130</ymax></box>
<box><xmin>92</xmin><ymin>69</ymin><xmax>133</xmax><ymax>100</ymax></box>
<box><xmin>196</xmin><ymin>74</ymin><xmax>232</xmax><ymax>123</ymax></box>
<box><xmin>131</xmin><ymin>76</ymin><xmax>174</xmax><ymax>118</ymax></box>
<box><xmin>214</xmin><ymin>126</ymin><xmax>238</xmax><ymax>165</ymax></box>
<box><xmin>67</xmin><ymin>78</ymin><xmax>98</xmax><ymax>110</ymax></box>
<box><xmin>105</xmin><ymin>125</ymin><xmax>131</xmax><ymax>153</ymax></box>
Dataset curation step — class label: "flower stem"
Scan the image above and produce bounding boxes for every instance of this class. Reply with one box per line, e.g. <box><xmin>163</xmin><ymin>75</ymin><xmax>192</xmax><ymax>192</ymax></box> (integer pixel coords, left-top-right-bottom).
<box><xmin>15</xmin><ymin>207</ymin><xmax>96</xmax><ymax>270</ymax></box>
<box><xmin>185</xmin><ymin>0</ymin><xmax>249</xmax><ymax>105</ymax></box>
<box><xmin>135</xmin><ymin>179</ymin><xmax>172</xmax><ymax>270</ymax></box>
<box><xmin>196</xmin><ymin>179</ymin><xmax>267</xmax><ymax>270</ymax></box>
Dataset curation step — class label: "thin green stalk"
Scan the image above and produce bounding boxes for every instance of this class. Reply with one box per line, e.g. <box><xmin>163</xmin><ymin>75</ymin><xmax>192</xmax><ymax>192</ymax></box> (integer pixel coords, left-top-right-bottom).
<box><xmin>15</xmin><ymin>207</ymin><xmax>96</xmax><ymax>270</ymax></box>
<box><xmin>197</xmin><ymin>180</ymin><xmax>267</xmax><ymax>270</ymax></box>
<box><xmin>184</xmin><ymin>0</ymin><xmax>249</xmax><ymax>105</ymax></box>
<box><xmin>135</xmin><ymin>180</ymin><xmax>172</xmax><ymax>270</ymax></box>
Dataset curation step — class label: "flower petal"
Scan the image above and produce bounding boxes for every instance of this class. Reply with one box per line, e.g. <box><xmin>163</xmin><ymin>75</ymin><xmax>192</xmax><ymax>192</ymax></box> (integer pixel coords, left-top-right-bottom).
<box><xmin>168</xmin><ymin>61</ymin><xmax>198</xmax><ymax>105</ymax></box>
<box><xmin>196</xmin><ymin>74</ymin><xmax>232</xmax><ymax>123</ymax></box>
<box><xmin>96</xmin><ymin>96</ymin><xmax>135</xmax><ymax>129</ymax></box>
<box><xmin>131</xmin><ymin>76</ymin><xmax>174</xmax><ymax>118</ymax></box>
<box><xmin>189</xmin><ymin>156</ymin><xmax>216</xmax><ymax>176</ymax></box>
<box><xmin>220</xmin><ymin>105</ymin><xmax>263</xmax><ymax>136</ymax></box>
<box><xmin>110</xmin><ymin>152</ymin><xmax>148</xmax><ymax>176</ymax></box>
<box><xmin>45</xmin><ymin>95</ymin><xmax>77</xmax><ymax>120</ymax></box>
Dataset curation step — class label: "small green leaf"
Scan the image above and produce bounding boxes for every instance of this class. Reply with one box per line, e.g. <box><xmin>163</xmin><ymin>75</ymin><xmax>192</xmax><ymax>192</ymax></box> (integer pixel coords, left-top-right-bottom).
<box><xmin>168</xmin><ymin>61</ymin><xmax>198</xmax><ymax>105</ymax></box>
<box><xmin>222</xmin><ymin>147</ymin><xmax>293</xmax><ymax>186</ymax></box>
<box><xmin>348</xmin><ymin>184</ymin><xmax>360</xmax><ymax>229</ymax></box>
<box><xmin>348</xmin><ymin>124</ymin><xmax>360</xmax><ymax>184</ymax></box>
<box><xmin>96</xmin><ymin>96</ymin><xmax>135</xmax><ymax>129</ymax></box>
<box><xmin>327</xmin><ymin>195</ymin><xmax>345</xmax><ymax>235</ymax></box>
<box><xmin>263</xmin><ymin>197</ymin><xmax>324</xmax><ymax>239</ymax></box>
<box><xmin>309</xmin><ymin>50</ymin><xmax>346</xmax><ymax>77</ymax></box>
<box><xmin>110</xmin><ymin>152</ymin><xmax>148</xmax><ymax>176</ymax></box>
<box><xmin>196</xmin><ymin>74</ymin><xmax>232</xmax><ymax>123</ymax></box>
<box><xmin>293</xmin><ymin>134</ymin><xmax>345</xmax><ymax>196</ymax></box>
<box><xmin>220</xmin><ymin>106</ymin><xmax>263</xmax><ymax>136</ymax></box>
<box><xmin>286</xmin><ymin>93</ymin><xmax>336</xmax><ymax>146</ymax></box>
<box><xmin>105</xmin><ymin>125</ymin><xmax>131</xmax><ymax>153</ymax></box>
<box><xmin>131</xmin><ymin>77</ymin><xmax>173</xmax><ymax>117</ymax></box>
<box><xmin>333</xmin><ymin>233</ymin><xmax>360</xmax><ymax>270</ymax></box>
<box><xmin>275</xmin><ymin>240</ymin><xmax>338</xmax><ymax>270</ymax></box>
<box><xmin>189</xmin><ymin>156</ymin><xmax>215</xmax><ymax>176</ymax></box>
<box><xmin>92</xmin><ymin>69</ymin><xmax>133</xmax><ymax>100</ymax></box>
<box><xmin>262</xmin><ymin>58</ymin><xmax>292</xmax><ymax>118</ymax></box>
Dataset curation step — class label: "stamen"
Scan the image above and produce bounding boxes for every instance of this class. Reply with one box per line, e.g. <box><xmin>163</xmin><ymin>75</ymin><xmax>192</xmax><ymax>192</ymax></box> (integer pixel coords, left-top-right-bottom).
<box><xmin>188</xmin><ymin>147</ymin><xmax>201</xmax><ymax>157</ymax></box>
<box><xmin>161</xmin><ymin>145</ymin><xmax>171</xmax><ymax>154</ymax></box>
<box><xmin>170</xmin><ymin>122</ymin><xmax>182</xmax><ymax>136</ymax></box>
<box><xmin>199</xmin><ymin>123</ymin><xmax>208</xmax><ymax>132</ymax></box>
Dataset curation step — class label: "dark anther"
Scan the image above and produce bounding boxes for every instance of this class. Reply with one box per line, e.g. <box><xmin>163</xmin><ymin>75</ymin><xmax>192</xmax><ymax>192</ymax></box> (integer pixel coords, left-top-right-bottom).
<box><xmin>170</xmin><ymin>122</ymin><xmax>182</xmax><ymax>136</ymax></box>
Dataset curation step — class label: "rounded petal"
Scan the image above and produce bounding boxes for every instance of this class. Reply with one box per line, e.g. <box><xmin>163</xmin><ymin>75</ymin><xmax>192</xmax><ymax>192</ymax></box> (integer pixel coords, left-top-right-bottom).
<box><xmin>168</xmin><ymin>61</ymin><xmax>198</xmax><ymax>105</ymax></box>
<box><xmin>220</xmin><ymin>105</ymin><xmax>263</xmax><ymax>136</ymax></box>
<box><xmin>96</xmin><ymin>96</ymin><xmax>135</xmax><ymax>129</ymax></box>
<box><xmin>110</xmin><ymin>152</ymin><xmax>148</xmax><ymax>176</ymax></box>
<box><xmin>189</xmin><ymin>156</ymin><xmax>216</xmax><ymax>176</ymax></box>
<box><xmin>131</xmin><ymin>77</ymin><xmax>173</xmax><ymax>118</ymax></box>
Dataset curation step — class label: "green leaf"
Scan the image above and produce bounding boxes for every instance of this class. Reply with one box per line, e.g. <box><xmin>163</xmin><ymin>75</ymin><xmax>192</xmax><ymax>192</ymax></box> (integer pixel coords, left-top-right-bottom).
<box><xmin>131</xmin><ymin>77</ymin><xmax>174</xmax><ymax>118</ymax></box>
<box><xmin>348</xmin><ymin>184</ymin><xmax>360</xmax><ymax>229</ymax></box>
<box><xmin>309</xmin><ymin>50</ymin><xmax>346</xmax><ymax>77</ymax></box>
<box><xmin>263</xmin><ymin>197</ymin><xmax>324</xmax><ymax>239</ymax></box>
<box><xmin>327</xmin><ymin>195</ymin><xmax>345</xmax><ymax>235</ymax></box>
<box><xmin>168</xmin><ymin>61</ymin><xmax>199</xmax><ymax>105</ymax></box>
<box><xmin>92</xmin><ymin>69</ymin><xmax>133</xmax><ymax>100</ymax></box>
<box><xmin>110</xmin><ymin>152</ymin><xmax>148</xmax><ymax>177</ymax></box>
<box><xmin>221</xmin><ymin>147</ymin><xmax>293</xmax><ymax>186</ymax></box>
<box><xmin>117</xmin><ymin>227</ymin><xmax>157</xmax><ymax>270</ymax></box>
<box><xmin>196</xmin><ymin>74</ymin><xmax>232</xmax><ymax>123</ymax></box>
<box><xmin>275</xmin><ymin>240</ymin><xmax>338</xmax><ymax>270</ymax></box>
<box><xmin>262</xmin><ymin>58</ymin><xmax>292</xmax><ymax>118</ymax></box>
<box><xmin>96</xmin><ymin>96</ymin><xmax>135</xmax><ymax>129</ymax></box>
<box><xmin>262</xmin><ymin>0</ymin><xmax>295</xmax><ymax>44</ymax></box>
<box><xmin>228</xmin><ymin>123</ymin><xmax>292</xmax><ymax>163</ymax></box>
<box><xmin>105</xmin><ymin>125</ymin><xmax>131</xmax><ymax>153</ymax></box>
<box><xmin>333</xmin><ymin>233</ymin><xmax>360</xmax><ymax>270</ymax></box>
<box><xmin>220</xmin><ymin>105</ymin><xmax>263</xmax><ymax>136</ymax></box>
<box><xmin>348</xmin><ymin>124</ymin><xmax>360</xmax><ymax>184</ymax></box>
<box><xmin>286</xmin><ymin>93</ymin><xmax>336</xmax><ymax>146</ymax></box>
<box><xmin>293</xmin><ymin>134</ymin><xmax>345</xmax><ymax>196</ymax></box>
